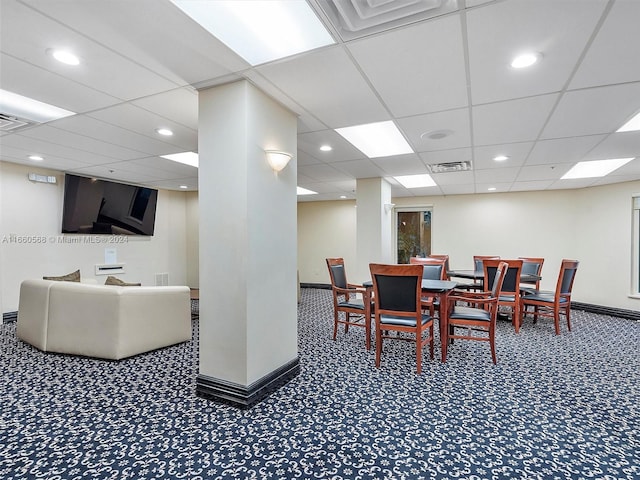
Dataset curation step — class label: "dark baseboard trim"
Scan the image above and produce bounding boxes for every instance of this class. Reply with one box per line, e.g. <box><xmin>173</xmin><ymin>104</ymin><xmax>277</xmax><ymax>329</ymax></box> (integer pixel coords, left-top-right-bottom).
<box><xmin>2</xmin><ymin>311</ymin><xmax>17</xmax><ymax>323</ymax></box>
<box><xmin>301</xmin><ymin>282</ymin><xmax>331</xmax><ymax>290</ymax></box>
<box><xmin>196</xmin><ymin>357</ymin><xmax>300</xmax><ymax>409</ymax></box>
<box><xmin>571</xmin><ymin>302</ymin><xmax>640</xmax><ymax>322</ymax></box>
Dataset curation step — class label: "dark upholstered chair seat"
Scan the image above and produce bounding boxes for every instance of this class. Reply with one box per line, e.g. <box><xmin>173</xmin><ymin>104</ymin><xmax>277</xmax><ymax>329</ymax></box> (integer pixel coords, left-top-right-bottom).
<box><xmin>337</xmin><ymin>299</ymin><xmax>365</xmax><ymax>310</ymax></box>
<box><xmin>449</xmin><ymin>306</ymin><xmax>491</xmax><ymax>322</ymax></box>
<box><xmin>522</xmin><ymin>293</ymin><xmax>568</xmax><ymax>304</ymax></box>
<box><xmin>380</xmin><ymin>313</ymin><xmax>431</xmax><ymax>327</ymax></box>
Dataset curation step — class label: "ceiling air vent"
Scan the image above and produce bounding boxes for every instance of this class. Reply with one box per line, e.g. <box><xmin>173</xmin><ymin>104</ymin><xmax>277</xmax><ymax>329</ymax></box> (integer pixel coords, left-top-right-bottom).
<box><xmin>0</xmin><ymin>113</ymin><xmax>34</xmax><ymax>132</ymax></box>
<box><xmin>428</xmin><ymin>160</ymin><xmax>472</xmax><ymax>174</ymax></box>
<box><xmin>312</xmin><ymin>0</ymin><xmax>459</xmax><ymax>41</ymax></box>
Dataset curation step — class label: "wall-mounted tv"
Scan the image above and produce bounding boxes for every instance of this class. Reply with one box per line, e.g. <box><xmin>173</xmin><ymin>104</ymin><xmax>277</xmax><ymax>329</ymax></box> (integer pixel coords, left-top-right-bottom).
<box><xmin>62</xmin><ymin>174</ymin><xmax>158</xmax><ymax>236</ymax></box>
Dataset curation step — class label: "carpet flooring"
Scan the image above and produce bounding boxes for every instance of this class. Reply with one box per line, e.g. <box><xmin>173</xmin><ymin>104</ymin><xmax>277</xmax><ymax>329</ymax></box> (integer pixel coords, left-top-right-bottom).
<box><xmin>1</xmin><ymin>288</ymin><xmax>639</xmax><ymax>479</ymax></box>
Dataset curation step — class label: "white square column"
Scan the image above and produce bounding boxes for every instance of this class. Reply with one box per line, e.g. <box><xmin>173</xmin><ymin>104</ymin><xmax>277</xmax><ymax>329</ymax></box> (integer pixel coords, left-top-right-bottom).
<box><xmin>355</xmin><ymin>178</ymin><xmax>393</xmax><ymax>283</ymax></box>
<box><xmin>196</xmin><ymin>81</ymin><xmax>299</xmax><ymax>408</ymax></box>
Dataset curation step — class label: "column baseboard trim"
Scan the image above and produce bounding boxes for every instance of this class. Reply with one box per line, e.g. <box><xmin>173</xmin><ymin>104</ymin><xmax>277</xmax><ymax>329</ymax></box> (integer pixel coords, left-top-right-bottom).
<box><xmin>196</xmin><ymin>357</ymin><xmax>300</xmax><ymax>409</ymax></box>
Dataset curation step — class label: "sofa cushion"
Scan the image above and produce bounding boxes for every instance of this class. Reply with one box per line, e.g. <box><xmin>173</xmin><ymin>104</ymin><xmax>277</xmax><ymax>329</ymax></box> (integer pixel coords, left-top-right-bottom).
<box><xmin>43</xmin><ymin>269</ymin><xmax>80</xmax><ymax>282</ymax></box>
<box><xmin>105</xmin><ymin>275</ymin><xmax>141</xmax><ymax>287</ymax></box>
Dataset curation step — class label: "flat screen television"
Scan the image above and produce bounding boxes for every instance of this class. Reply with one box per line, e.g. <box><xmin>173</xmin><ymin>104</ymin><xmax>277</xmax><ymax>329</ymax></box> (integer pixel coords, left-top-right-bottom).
<box><xmin>62</xmin><ymin>174</ymin><xmax>158</xmax><ymax>235</ymax></box>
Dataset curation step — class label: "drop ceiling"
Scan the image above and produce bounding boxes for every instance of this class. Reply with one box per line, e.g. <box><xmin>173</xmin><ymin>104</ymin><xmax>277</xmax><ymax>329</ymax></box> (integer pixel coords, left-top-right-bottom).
<box><xmin>1</xmin><ymin>0</ymin><xmax>639</xmax><ymax>201</ymax></box>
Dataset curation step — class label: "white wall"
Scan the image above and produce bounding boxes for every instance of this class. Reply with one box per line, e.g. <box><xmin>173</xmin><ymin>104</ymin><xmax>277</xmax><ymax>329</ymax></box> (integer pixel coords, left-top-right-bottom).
<box><xmin>297</xmin><ymin>180</ymin><xmax>640</xmax><ymax>311</ymax></box>
<box><xmin>0</xmin><ymin>161</ymin><xmax>193</xmax><ymax>313</ymax></box>
<box><xmin>185</xmin><ymin>191</ymin><xmax>199</xmax><ymax>288</ymax></box>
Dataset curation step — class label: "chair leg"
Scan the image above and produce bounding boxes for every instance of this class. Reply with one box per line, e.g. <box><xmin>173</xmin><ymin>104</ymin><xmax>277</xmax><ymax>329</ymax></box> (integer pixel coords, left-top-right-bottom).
<box><xmin>344</xmin><ymin>313</ymin><xmax>349</xmax><ymax>333</ymax></box>
<box><xmin>513</xmin><ymin>304</ymin><xmax>521</xmax><ymax>334</ymax></box>
<box><xmin>375</xmin><ymin>327</ymin><xmax>382</xmax><ymax>368</ymax></box>
<box><xmin>490</xmin><ymin>328</ymin><xmax>497</xmax><ymax>364</ymax></box>
<box><xmin>429</xmin><ymin>324</ymin><xmax>434</xmax><ymax>360</ymax></box>
<box><xmin>554</xmin><ymin>310</ymin><xmax>561</xmax><ymax>335</ymax></box>
<box><xmin>415</xmin><ymin>333</ymin><xmax>422</xmax><ymax>375</ymax></box>
<box><xmin>365</xmin><ymin>313</ymin><xmax>371</xmax><ymax>351</ymax></box>
<box><xmin>333</xmin><ymin>312</ymin><xmax>339</xmax><ymax>341</ymax></box>
<box><xmin>565</xmin><ymin>305</ymin><xmax>572</xmax><ymax>332</ymax></box>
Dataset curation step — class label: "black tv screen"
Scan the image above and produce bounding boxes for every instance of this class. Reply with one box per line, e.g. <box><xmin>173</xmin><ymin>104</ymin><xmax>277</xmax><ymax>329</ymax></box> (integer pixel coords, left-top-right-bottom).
<box><xmin>62</xmin><ymin>174</ymin><xmax>158</xmax><ymax>235</ymax></box>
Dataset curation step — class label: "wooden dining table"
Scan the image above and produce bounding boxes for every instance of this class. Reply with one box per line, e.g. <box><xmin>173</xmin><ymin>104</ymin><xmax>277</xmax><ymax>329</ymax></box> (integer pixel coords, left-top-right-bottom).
<box><xmin>448</xmin><ymin>269</ymin><xmax>541</xmax><ymax>284</ymax></box>
<box><xmin>362</xmin><ymin>278</ymin><xmax>458</xmax><ymax>363</ymax></box>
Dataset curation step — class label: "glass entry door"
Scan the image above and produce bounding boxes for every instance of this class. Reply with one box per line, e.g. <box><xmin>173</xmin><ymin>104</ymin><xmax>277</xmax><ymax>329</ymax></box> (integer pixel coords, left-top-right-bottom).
<box><xmin>395</xmin><ymin>208</ymin><xmax>432</xmax><ymax>264</ymax></box>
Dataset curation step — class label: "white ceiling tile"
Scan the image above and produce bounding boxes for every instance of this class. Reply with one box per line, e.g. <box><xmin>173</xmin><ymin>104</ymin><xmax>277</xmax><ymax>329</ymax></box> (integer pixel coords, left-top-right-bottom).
<box><xmin>297</xmin><ymin>130</ymin><xmax>364</xmax><ymax>163</ymax></box>
<box><xmin>570</xmin><ymin>0</ymin><xmax>640</xmax><ymax>89</ymax></box>
<box><xmin>438</xmin><ymin>184</ymin><xmax>475</xmax><ymax>195</ymax></box>
<box><xmin>516</xmin><ymin>164</ymin><xmax>572</xmax><ymax>182</ymax></box>
<box><xmin>475</xmin><ymin>166</ymin><xmax>519</xmax><ymax>184</ymax></box>
<box><xmin>509</xmin><ymin>180</ymin><xmax>555</xmax><ymax>192</ymax></box>
<box><xmin>473</xmin><ymin>142</ymin><xmax>534</xmax><ymax>169</ymax></box>
<box><xmin>542</xmin><ymin>83</ymin><xmax>640</xmax><ymax>139</ymax></box>
<box><xmin>372</xmin><ymin>154</ymin><xmax>427</xmax><ymax>176</ymax></box>
<box><xmin>419</xmin><ymin>148</ymin><xmax>472</xmax><ymax>166</ymax></box>
<box><xmin>298</xmin><ymin>164</ymin><xmax>353</xmax><ymax>182</ymax></box>
<box><xmin>332</xmin><ymin>159</ymin><xmax>387</xmax><ymax>178</ymax></box>
<box><xmin>256</xmin><ymin>46</ymin><xmax>389</xmax><ymax>127</ymax></box>
<box><xmin>466</xmin><ymin>0</ymin><xmax>607</xmax><ymax>104</ymax></box>
<box><xmin>582</xmin><ymin>131</ymin><xmax>640</xmax><ymax>161</ymax></box>
<box><xmin>0</xmin><ymin>53</ymin><xmax>120</xmax><ymax>113</ymax></box>
<box><xmin>526</xmin><ymin>136</ymin><xmax>606</xmax><ymax>166</ymax></box>
<box><xmin>473</xmin><ymin>94</ymin><xmax>559</xmax><ymax>145</ymax></box>
<box><xmin>132</xmin><ymin>88</ymin><xmax>199</xmax><ymax>130</ymax></box>
<box><xmin>431</xmin><ymin>171</ymin><xmax>474</xmax><ymax>186</ymax></box>
<box><xmin>347</xmin><ymin>15</ymin><xmax>468</xmax><ymax>116</ymax></box>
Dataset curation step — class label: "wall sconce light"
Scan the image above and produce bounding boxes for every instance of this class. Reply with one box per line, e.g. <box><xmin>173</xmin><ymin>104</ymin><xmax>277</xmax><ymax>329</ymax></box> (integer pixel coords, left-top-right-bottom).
<box><xmin>384</xmin><ymin>203</ymin><xmax>395</xmax><ymax>213</ymax></box>
<box><xmin>265</xmin><ymin>150</ymin><xmax>293</xmax><ymax>172</ymax></box>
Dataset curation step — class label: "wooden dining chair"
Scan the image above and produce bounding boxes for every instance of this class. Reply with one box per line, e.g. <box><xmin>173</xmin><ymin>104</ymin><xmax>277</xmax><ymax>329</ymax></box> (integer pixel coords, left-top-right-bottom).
<box><xmin>428</xmin><ymin>254</ymin><xmax>450</xmax><ymax>280</ymax></box>
<box><xmin>326</xmin><ymin>258</ymin><xmax>372</xmax><ymax>350</ymax></box>
<box><xmin>409</xmin><ymin>256</ymin><xmax>447</xmax><ymax>316</ymax></box>
<box><xmin>518</xmin><ymin>256</ymin><xmax>544</xmax><ymax>290</ymax></box>
<box><xmin>520</xmin><ymin>259</ymin><xmax>579</xmax><ymax>335</ymax></box>
<box><xmin>457</xmin><ymin>255</ymin><xmax>500</xmax><ymax>291</ymax></box>
<box><xmin>483</xmin><ymin>259</ymin><xmax>523</xmax><ymax>333</ymax></box>
<box><xmin>445</xmin><ymin>261</ymin><xmax>508</xmax><ymax>364</ymax></box>
<box><xmin>369</xmin><ymin>263</ymin><xmax>435</xmax><ymax>374</ymax></box>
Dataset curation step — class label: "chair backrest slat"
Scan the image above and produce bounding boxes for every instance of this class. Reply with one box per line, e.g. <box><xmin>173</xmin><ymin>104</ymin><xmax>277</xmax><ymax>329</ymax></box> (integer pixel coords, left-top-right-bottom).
<box><xmin>484</xmin><ymin>259</ymin><xmax>522</xmax><ymax>295</ymax></box>
<box><xmin>370</xmin><ymin>263</ymin><xmax>423</xmax><ymax>315</ymax></box>
<box><xmin>558</xmin><ymin>260</ymin><xmax>579</xmax><ymax>296</ymax></box>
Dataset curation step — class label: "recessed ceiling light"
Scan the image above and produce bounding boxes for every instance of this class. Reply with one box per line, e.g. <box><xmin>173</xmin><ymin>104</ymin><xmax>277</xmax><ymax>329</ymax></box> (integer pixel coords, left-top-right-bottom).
<box><xmin>28</xmin><ymin>155</ymin><xmax>44</xmax><ymax>161</ymax></box>
<box><xmin>561</xmin><ymin>158</ymin><xmax>634</xmax><ymax>179</ymax></box>
<box><xmin>171</xmin><ymin>0</ymin><xmax>334</xmax><ymax>66</ymax></box>
<box><xmin>0</xmin><ymin>88</ymin><xmax>75</xmax><ymax>123</ymax></box>
<box><xmin>617</xmin><ymin>111</ymin><xmax>640</xmax><ymax>132</ymax></box>
<box><xmin>493</xmin><ymin>155</ymin><xmax>509</xmax><ymax>162</ymax></box>
<box><xmin>50</xmin><ymin>49</ymin><xmax>80</xmax><ymax>66</ymax></box>
<box><xmin>320</xmin><ymin>145</ymin><xmax>332</xmax><ymax>152</ymax></box>
<box><xmin>511</xmin><ymin>52</ymin><xmax>541</xmax><ymax>69</ymax></box>
<box><xmin>156</xmin><ymin>128</ymin><xmax>173</xmax><ymax>136</ymax></box>
<box><xmin>335</xmin><ymin>121</ymin><xmax>414</xmax><ymax>158</ymax></box>
<box><xmin>179</xmin><ymin>185</ymin><xmax>188</xmax><ymax>189</ymax></box>
<box><xmin>297</xmin><ymin>186</ymin><xmax>317</xmax><ymax>195</ymax></box>
<box><xmin>488</xmin><ymin>187</ymin><xmax>497</xmax><ymax>191</ymax></box>
<box><xmin>394</xmin><ymin>174</ymin><xmax>436</xmax><ymax>189</ymax></box>
<box><xmin>161</xmin><ymin>152</ymin><xmax>199</xmax><ymax>168</ymax></box>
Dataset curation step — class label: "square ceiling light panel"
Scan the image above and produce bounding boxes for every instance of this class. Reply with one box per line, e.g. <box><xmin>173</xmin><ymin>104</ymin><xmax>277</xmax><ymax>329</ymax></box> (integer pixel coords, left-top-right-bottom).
<box><xmin>170</xmin><ymin>0</ymin><xmax>334</xmax><ymax>65</ymax></box>
<box><xmin>561</xmin><ymin>158</ymin><xmax>634</xmax><ymax>179</ymax></box>
<box><xmin>335</xmin><ymin>121</ymin><xmax>414</xmax><ymax>158</ymax></box>
<box><xmin>0</xmin><ymin>89</ymin><xmax>75</xmax><ymax>123</ymax></box>
<box><xmin>161</xmin><ymin>152</ymin><xmax>199</xmax><ymax>168</ymax></box>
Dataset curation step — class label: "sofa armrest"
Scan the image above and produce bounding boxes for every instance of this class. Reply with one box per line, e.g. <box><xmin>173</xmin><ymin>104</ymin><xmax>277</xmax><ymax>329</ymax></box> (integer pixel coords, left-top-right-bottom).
<box><xmin>17</xmin><ymin>279</ymin><xmax>55</xmax><ymax>350</ymax></box>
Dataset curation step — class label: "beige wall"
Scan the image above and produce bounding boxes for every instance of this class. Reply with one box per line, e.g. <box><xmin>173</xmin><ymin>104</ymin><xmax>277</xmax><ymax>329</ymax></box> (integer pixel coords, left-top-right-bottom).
<box><xmin>297</xmin><ymin>180</ymin><xmax>640</xmax><ymax>311</ymax></box>
<box><xmin>0</xmin><ymin>161</ymin><xmax>196</xmax><ymax>313</ymax></box>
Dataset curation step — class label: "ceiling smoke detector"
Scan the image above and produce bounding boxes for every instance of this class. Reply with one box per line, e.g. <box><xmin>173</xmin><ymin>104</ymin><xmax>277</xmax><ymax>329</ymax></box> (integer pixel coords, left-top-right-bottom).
<box><xmin>312</xmin><ymin>0</ymin><xmax>459</xmax><ymax>41</ymax></box>
<box><xmin>421</xmin><ymin>129</ymin><xmax>453</xmax><ymax>140</ymax></box>
<box><xmin>427</xmin><ymin>160</ymin><xmax>472</xmax><ymax>174</ymax></box>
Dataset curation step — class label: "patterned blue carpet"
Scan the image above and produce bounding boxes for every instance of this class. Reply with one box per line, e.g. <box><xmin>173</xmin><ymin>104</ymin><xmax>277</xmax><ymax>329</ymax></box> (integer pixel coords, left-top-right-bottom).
<box><xmin>1</xmin><ymin>288</ymin><xmax>639</xmax><ymax>480</ymax></box>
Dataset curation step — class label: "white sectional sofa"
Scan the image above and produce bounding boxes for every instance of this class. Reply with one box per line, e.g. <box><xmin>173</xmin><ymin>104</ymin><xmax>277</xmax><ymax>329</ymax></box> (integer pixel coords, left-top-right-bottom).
<box><xmin>17</xmin><ymin>279</ymin><xmax>192</xmax><ymax>360</ymax></box>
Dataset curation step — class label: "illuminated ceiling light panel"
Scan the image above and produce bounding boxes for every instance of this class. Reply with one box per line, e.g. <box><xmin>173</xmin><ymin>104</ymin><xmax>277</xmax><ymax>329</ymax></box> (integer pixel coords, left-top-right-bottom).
<box><xmin>394</xmin><ymin>174</ymin><xmax>436</xmax><ymax>188</ymax></box>
<box><xmin>170</xmin><ymin>0</ymin><xmax>334</xmax><ymax>65</ymax></box>
<box><xmin>561</xmin><ymin>158</ymin><xmax>634</xmax><ymax>179</ymax></box>
<box><xmin>617</xmin><ymin>111</ymin><xmax>640</xmax><ymax>132</ymax></box>
<box><xmin>161</xmin><ymin>151</ymin><xmax>199</xmax><ymax>168</ymax></box>
<box><xmin>335</xmin><ymin>120</ymin><xmax>414</xmax><ymax>158</ymax></box>
<box><xmin>0</xmin><ymin>89</ymin><xmax>75</xmax><ymax>123</ymax></box>
<box><xmin>51</xmin><ymin>49</ymin><xmax>80</xmax><ymax>66</ymax></box>
<box><xmin>297</xmin><ymin>187</ymin><xmax>317</xmax><ymax>195</ymax></box>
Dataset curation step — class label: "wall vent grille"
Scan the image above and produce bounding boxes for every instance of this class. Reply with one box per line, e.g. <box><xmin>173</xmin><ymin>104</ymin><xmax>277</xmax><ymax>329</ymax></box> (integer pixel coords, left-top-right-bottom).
<box><xmin>155</xmin><ymin>273</ymin><xmax>169</xmax><ymax>286</ymax></box>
